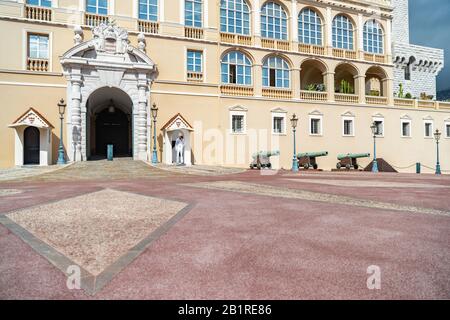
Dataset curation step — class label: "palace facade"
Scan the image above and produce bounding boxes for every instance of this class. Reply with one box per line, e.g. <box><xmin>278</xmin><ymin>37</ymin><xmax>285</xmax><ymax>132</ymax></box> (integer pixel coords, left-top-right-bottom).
<box><xmin>0</xmin><ymin>0</ymin><xmax>448</xmax><ymax>172</ymax></box>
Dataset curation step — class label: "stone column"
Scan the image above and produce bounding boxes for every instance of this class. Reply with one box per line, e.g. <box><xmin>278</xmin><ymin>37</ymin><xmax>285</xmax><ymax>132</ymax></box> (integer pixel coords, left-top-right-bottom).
<box><xmin>385</xmin><ymin>19</ymin><xmax>392</xmax><ymax>62</ymax></box>
<box><xmin>355</xmin><ymin>75</ymin><xmax>366</xmax><ymax>104</ymax></box>
<box><xmin>254</xmin><ymin>63</ymin><xmax>263</xmax><ymax>97</ymax></box>
<box><xmin>383</xmin><ymin>78</ymin><xmax>394</xmax><ymax>106</ymax></box>
<box><xmin>137</xmin><ymin>80</ymin><xmax>149</xmax><ymax>161</ymax></box>
<box><xmin>357</xmin><ymin>14</ymin><xmax>364</xmax><ymax>59</ymax></box>
<box><xmin>325</xmin><ymin>7</ymin><xmax>333</xmax><ymax>55</ymax></box>
<box><xmin>324</xmin><ymin>72</ymin><xmax>335</xmax><ymax>102</ymax></box>
<box><xmin>291</xmin><ymin>0</ymin><xmax>298</xmax><ymax>45</ymax></box>
<box><xmin>292</xmin><ymin>67</ymin><xmax>301</xmax><ymax>100</ymax></box>
<box><xmin>70</xmin><ymin>74</ymin><xmax>83</xmax><ymax>161</ymax></box>
<box><xmin>253</xmin><ymin>0</ymin><xmax>261</xmax><ymax>47</ymax></box>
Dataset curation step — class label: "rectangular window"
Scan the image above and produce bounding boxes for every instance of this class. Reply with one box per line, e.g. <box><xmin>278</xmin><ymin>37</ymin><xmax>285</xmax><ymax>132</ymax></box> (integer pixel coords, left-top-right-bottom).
<box><xmin>446</xmin><ymin>123</ymin><xmax>450</xmax><ymax>138</ymax></box>
<box><xmin>27</xmin><ymin>0</ymin><xmax>51</xmax><ymax>7</ymax></box>
<box><xmin>424</xmin><ymin>121</ymin><xmax>433</xmax><ymax>138</ymax></box>
<box><xmin>401</xmin><ymin>121</ymin><xmax>411</xmax><ymax>137</ymax></box>
<box><xmin>86</xmin><ymin>0</ymin><xmax>108</xmax><ymax>15</ymax></box>
<box><xmin>232</xmin><ymin>115</ymin><xmax>245</xmax><ymax>133</ymax></box>
<box><xmin>139</xmin><ymin>0</ymin><xmax>158</xmax><ymax>21</ymax></box>
<box><xmin>186</xmin><ymin>50</ymin><xmax>202</xmax><ymax>73</ymax></box>
<box><xmin>185</xmin><ymin>0</ymin><xmax>202</xmax><ymax>28</ymax></box>
<box><xmin>343</xmin><ymin>119</ymin><xmax>353</xmax><ymax>136</ymax></box>
<box><xmin>374</xmin><ymin>120</ymin><xmax>384</xmax><ymax>136</ymax></box>
<box><xmin>28</xmin><ymin>34</ymin><xmax>49</xmax><ymax>59</ymax></box>
<box><xmin>310</xmin><ymin>118</ymin><xmax>322</xmax><ymax>135</ymax></box>
<box><xmin>272</xmin><ymin>116</ymin><xmax>285</xmax><ymax>134</ymax></box>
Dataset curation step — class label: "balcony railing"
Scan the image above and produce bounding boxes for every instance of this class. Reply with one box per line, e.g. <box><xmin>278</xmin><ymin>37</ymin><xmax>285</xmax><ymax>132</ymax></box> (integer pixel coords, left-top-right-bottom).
<box><xmin>417</xmin><ymin>100</ymin><xmax>436</xmax><ymax>109</ymax></box>
<box><xmin>438</xmin><ymin>101</ymin><xmax>450</xmax><ymax>110</ymax></box>
<box><xmin>366</xmin><ymin>96</ymin><xmax>388</xmax><ymax>105</ymax></box>
<box><xmin>364</xmin><ymin>53</ymin><xmax>386</xmax><ymax>64</ymax></box>
<box><xmin>220</xmin><ymin>33</ymin><xmax>252</xmax><ymax>46</ymax></box>
<box><xmin>187</xmin><ymin>71</ymin><xmax>203</xmax><ymax>82</ymax></box>
<box><xmin>261</xmin><ymin>39</ymin><xmax>290</xmax><ymax>51</ymax></box>
<box><xmin>25</xmin><ymin>5</ymin><xmax>52</xmax><ymax>22</ymax></box>
<box><xmin>262</xmin><ymin>88</ymin><xmax>292</xmax><ymax>99</ymax></box>
<box><xmin>300</xmin><ymin>90</ymin><xmax>327</xmax><ymax>101</ymax></box>
<box><xmin>27</xmin><ymin>58</ymin><xmax>49</xmax><ymax>72</ymax></box>
<box><xmin>333</xmin><ymin>48</ymin><xmax>357</xmax><ymax>60</ymax></box>
<box><xmin>394</xmin><ymin>98</ymin><xmax>415</xmax><ymax>108</ymax></box>
<box><xmin>85</xmin><ymin>13</ymin><xmax>109</xmax><ymax>27</ymax></box>
<box><xmin>185</xmin><ymin>27</ymin><xmax>204</xmax><ymax>39</ymax></box>
<box><xmin>335</xmin><ymin>93</ymin><xmax>359</xmax><ymax>103</ymax></box>
<box><xmin>138</xmin><ymin>20</ymin><xmax>159</xmax><ymax>34</ymax></box>
<box><xmin>298</xmin><ymin>44</ymin><xmax>325</xmax><ymax>56</ymax></box>
<box><xmin>220</xmin><ymin>84</ymin><xmax>254</xmax><ymax>97</ymax></box>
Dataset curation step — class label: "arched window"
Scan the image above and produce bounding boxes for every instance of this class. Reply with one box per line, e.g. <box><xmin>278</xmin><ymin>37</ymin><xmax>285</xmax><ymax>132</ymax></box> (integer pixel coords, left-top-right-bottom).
<box><xmin>220</xmin><ymin>0</ymin><xmax>250</xmax><ymax>35</ymax></box>
<box><xmin>139</xmin><ymin>0</ymin><xmax>158</xmax><ymax>21</ymax></box>
<box><xmin>263</xmin><ymin>56</ymin><xmax>290</xmax><ymax>88</ymax></box>
<box><xmin>221</xmin><ymin>51</ymin><xmax>252</xmax><ymax>85</ymax></box>
<box><xmin>86</xmin><ymin>0</ymin><xmax>108</xmax><ymax>15</ymax></box>
<box><xmin>261</xmin><ymin>2</ymin><xmax>288</xmax><ymax>40</ymax></box>
<box><xmin>298</xmin><ymin>8</ymin><xmax>322</xmax><ymax>45</ymax></box>
<box><xmin>363</xmin><ymin>20</ymin><xmax>383</xmax><ymax>54</ymax></box>
<box><xmin>27</xmin><ymin>0</ymin><xmax>51</xmax><ymax>7</ymax></box>
<box><xmin>185</xmin><ymin>0</ymin><xmax>203</xmax><ymax>28</ymax></box>
<box><xmin>332</xmin><ymin>15</ymin><xmax>354</xmax><ymax>50</ymax></box>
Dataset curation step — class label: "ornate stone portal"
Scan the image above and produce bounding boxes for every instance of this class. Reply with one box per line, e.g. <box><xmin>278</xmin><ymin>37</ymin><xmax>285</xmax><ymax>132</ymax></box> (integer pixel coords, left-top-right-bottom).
<box><xmin>61</xmin><ymin>23</ymin><xmax>156</xmax><ymax>161</ymax></box>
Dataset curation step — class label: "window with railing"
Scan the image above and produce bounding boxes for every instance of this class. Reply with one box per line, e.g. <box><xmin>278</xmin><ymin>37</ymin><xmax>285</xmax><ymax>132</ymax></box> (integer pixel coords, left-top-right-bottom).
<box><xmin>185</xmin><ymin>0</ymin><xmax>202</xmax><ymax>28</ymax></box>
<box><xmin>298</xmin><ymin>8</ymin><xmax>322</xmax><ymax>46</ymax></box>
<box><xmin>26</xmin><ymin>0</ymin><xmax>52</xmax><ymax>21</ymax></box>
<box><xmin>332</xmin><ymin>15</ymin><xmax>354</xmax><ymax>50</ymax></box>
<box><xmin>187</xmin><ymin>50</ymin><xmax>203</xmax><ymax>81</ymax></box>
<box><xmin>139</xmin><ymin>0</ymin><xmax>158</xmax><ymax>21</ymax></box>
<box><xmin>263</xmin><ymin>56</ymin><xmax>290</xmax><ymax>88</ymax></box>
<box><xmin>27</xmin><ymin>0</ymin><xmax>51</xmax><ymax>7</ymax></box>
<box><xmin>220</xmin><ymin>0</ymin><xmax>250</xmax><ymax>35</ymax></box>
<box><xmin>221</xmin><ymin>51</ymin><xmax>252</xmax><ymax>86</ymax></box>
<box><xmin>27</xmin><ymin>33</ymin><xmax>49</xmax><ymax>72</ymax></box>
<box><xmin>261</xmin><ymin>2</ymin><xmax>287</xmax><ymax>40</ymax></box>
<box><xmin>363</xmin><ymin>19</ymin><xmax>383</xmax><ymax>54</ymax></box>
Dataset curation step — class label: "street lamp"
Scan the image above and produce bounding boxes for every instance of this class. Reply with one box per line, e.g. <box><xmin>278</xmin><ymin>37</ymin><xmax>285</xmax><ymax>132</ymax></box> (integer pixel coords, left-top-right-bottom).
<box><xmin>434</xmin><ymin>129</ymin><xmax>441</xmax><ymax>175</ymax></box>
<box><xmin>370</xmin><ymin>122</ymin><xmax>379</xmax><ymax>173</ymax></box>
<box><xmin>290</xmin><ymin>114</ymin><xmax>299</xmax><ymax>172</ymax></box>
<box><xmin>151</xmin><ymin>103</ymin><xmax>158</xmax><ymax>164</ymax></box>
<box><xmin>57</xmin><ymin>99</ymin><xmax>66</xmax><ymax>165</ymax></box>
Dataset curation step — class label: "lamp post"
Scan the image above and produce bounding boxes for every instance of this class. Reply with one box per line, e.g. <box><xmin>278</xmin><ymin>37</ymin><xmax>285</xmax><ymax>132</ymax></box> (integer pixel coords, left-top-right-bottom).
<box><xmin>151</xmin><ymin>103</ymin><xmax>158</xmax><ymax>164</ymax></box>
<box><xmin>370</xmin><ymin>122</ymin><xmax>379</xmax><ymax>173</ymax></box>
<box><xmin>434</xmin><ymin>129</ymin><xmax>441</xmax><ymax>175</ymax></box>
<box><xmin>290</xmin><ymin>114</ymin><xmax>299</xmax><ymax>172</ymax></box>
<box><xmin>57</xmin><ymin>99</ymin><xmax>66</xmax><ymax>165</ymax></box>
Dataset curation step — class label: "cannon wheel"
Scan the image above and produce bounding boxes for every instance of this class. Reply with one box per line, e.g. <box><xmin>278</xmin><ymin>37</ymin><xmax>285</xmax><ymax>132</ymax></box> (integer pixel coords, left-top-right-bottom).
<box><xmin>313</xmin><ymin>164</ymin><xmax>318</xmax><ymax>170</ymax></box>
<box><xmin>345</xmin><ymin>164</ymin><xmax>351</xmax><ymax>170</ymax></box>
<box><xmin>336</xmin><ymin>162</ymin><xmax>342</xmax><ymax>170</ymax></box>
<box><xmin>354</xmin><ymin>164</ymin><xmax>359</xmax><ymax>170</ymax></box>
<box><xmin>303</xmin><ymin>163</ymin><xmax>309</xmax><ymax>170</ymax></box>
<box><xmin>267</xmin><ymin>163</ymin><xmax>272</xmax><ymax>169</ymax></box>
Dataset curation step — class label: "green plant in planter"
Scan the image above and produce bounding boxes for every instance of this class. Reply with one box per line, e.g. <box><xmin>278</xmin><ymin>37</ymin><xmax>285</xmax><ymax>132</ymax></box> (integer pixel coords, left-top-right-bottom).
<box><xmin>339</xmin><ymin>79</ymin><xmax>354</xmax><ymax>94</ymax></box>
<box><xmin>305</xmin><ymin>83</ymin><xmax>326</xmax><ymax>92</ymax></box>
<box><xmin>398</xmin><ymin>84</ymin><xmax>404</xmax><ymax>98</ymax></box>
<box><xmin>369</xmin><ymin>90</ymin><xmax>380</xmax><ymax>96</ymax></box>
<box><xmin>305</xmin><ymin>84</ymin><xmax>316</xmax><ymax>91</ymax></box>
<box><xmin>405</xmin><ymin>93</ymin><xmax>412</xmax><ymax>99</ymax></box>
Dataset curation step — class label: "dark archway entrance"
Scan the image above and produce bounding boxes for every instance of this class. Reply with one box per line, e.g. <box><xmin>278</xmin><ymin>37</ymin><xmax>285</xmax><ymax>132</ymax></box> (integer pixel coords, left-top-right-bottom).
<box><xmin>86</xmin><ymin>87</ymin><xmax>133</xmax><ymax>160</ymax></box>
<box><xmin>24</xmin><ymin>126</ymin><xmax>40</xmax><ymax>165</ymax></box>
<box><xmin>94</xmin><ymin>107</ymin><xmax>131</xmax><ymax>157</ymax></box>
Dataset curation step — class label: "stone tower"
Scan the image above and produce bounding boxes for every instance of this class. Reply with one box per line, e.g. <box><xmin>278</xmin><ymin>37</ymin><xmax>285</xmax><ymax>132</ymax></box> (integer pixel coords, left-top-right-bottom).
<box><xmin>391</xmin><ymin>0</ymin><xmax>444</xmax><ymax>99</ymax></box>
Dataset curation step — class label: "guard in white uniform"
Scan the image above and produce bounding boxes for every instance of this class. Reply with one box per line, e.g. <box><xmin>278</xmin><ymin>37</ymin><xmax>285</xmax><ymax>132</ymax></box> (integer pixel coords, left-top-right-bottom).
<box><xmin>175</xmin><ymin>134</ymin><xmax>185</xmax><ymax>165</ymax></box>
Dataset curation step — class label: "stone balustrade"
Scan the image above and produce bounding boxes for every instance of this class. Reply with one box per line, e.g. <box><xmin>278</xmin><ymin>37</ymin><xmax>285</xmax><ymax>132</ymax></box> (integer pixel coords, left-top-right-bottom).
<box><xmin>261</xmin><ymin>39</ymin><xmax>290</xmax><ymax>51</ymax></box>
<box><xmin>262</xmin><ymin>88</ymin><xmax>292</xmax><ymax>99</ymax></box>
<box><xmin>298</xmin><ymin>44</ymin><xmax>325</xmax><ymax>56</ymax></box>
<box><xmin>27</xmin><ymin>58</ymin><xmax>49</xmax><ymax>72</ymax></box>
<box><xmin>85</xmin><ymin>13</ymin><xmax>109</xmax><ymax>27</ymax></box>
<box><xmin>333</xmin><ymin>48</ymin><xmax>357</xmax><ymax>60</ymax></box>
<box><xmin>364</xmin><ymin>53</ymin><xmax>386</xmax><ymax>64</ymax></box>
<box><xmin>366</xmin><ymin>96</ymin><xmax>388</xmax><ymax>105</ymax></box>
<box><xmin>25</xmin><ymin>5</ymin><xmax>52</xmax><ymax>21</ymax></box>
<box><xmin>187</xmin><ymin>71</ymin><xmax>203</xmax><ymax>82</ymax></box>
<box><xmin>300</xmin><ymin>90</ymin><xmax>327</xmax><ymax>101</ymax></box>
<box><xmin>138</xmin><ymin>21</ymin><xmax>159</xmax><ymax>34</ymax></box>
<box><xmin>220</xmin><ymin>33</ymin><xmax>253</xmax><ymax>46</ymax></box>
<box><xmin>220</xmin><ymin>85</ymin><xmax>254</xmax><ymax>97</ymax></box>
<box><xmin>185</xmin><ymin>27</ymin><xmax>203</xmax><ymax>39</ymax></box>
<box><xmin>335</xmin><ymin>93</ymin><xmax>359</xmax><ymax>103</ymax></box>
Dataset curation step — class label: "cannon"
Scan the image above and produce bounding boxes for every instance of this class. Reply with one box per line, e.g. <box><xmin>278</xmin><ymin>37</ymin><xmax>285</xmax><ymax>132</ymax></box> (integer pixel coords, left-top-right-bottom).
<box><xmin>297</xmin><ymin>151</ymin><xmax>328</xmax><ymax>170</ymax></box>
<box><xmin>336</xmin><ymin>153</ymin><xmax>370</xmax><ymax>170</ymax></box>
<box><xmin>250</xmin><ymin>150</ymin><xmax>280</xmax><ymax>169</ymax></box>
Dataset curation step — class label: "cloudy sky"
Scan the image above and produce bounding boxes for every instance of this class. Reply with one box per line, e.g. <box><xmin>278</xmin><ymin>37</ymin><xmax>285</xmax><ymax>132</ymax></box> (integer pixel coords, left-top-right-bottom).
<box><xmin>409</xmin><ymin>0</ymin><xmax>450</xmax><ymax>91</ymax></box>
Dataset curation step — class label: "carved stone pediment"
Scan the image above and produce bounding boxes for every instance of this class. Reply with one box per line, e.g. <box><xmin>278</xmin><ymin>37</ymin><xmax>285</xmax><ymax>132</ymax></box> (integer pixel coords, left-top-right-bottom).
<box><xmin>91</xmin><ymin>22</ymin><xmax>131</xmax><ymax>55</ymax></box>
<box><xmin>9</xmin><ymin>108</ymin><xmax>54</xmax><ymax>129</ymax></box>
<box><xmin>162</xmin><ymin>114</ymin><xmax>194</xmax><ymax>132</ymax></box>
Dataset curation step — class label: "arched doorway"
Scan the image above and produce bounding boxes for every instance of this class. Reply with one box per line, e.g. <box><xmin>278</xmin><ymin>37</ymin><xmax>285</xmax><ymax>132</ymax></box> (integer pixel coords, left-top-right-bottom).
<box><xmin>86</xmin><ymin>87</ymin><xmax>133</xmax><ymax>159</ymax></box>
<box><xmin>24</xmin><ymin>126</ymin><xmax>40</xmax><ymax>165</ymax></box>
